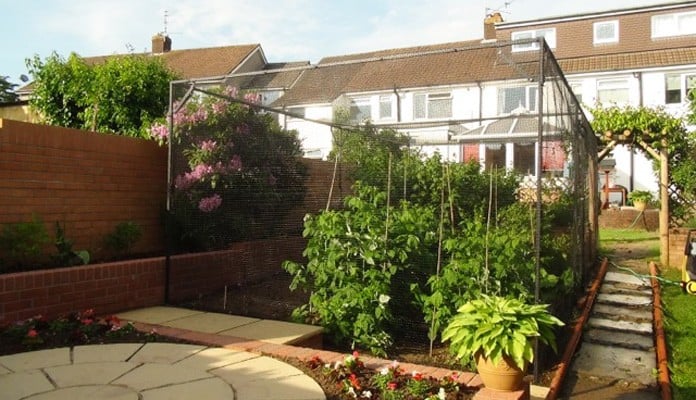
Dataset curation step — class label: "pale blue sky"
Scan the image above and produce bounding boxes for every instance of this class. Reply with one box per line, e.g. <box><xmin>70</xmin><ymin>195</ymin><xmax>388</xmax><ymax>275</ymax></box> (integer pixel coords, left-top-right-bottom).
<box><xmin>1</xmin><ymin>0</ymin><xmax>680</xmax><ymax>85</ymax></box>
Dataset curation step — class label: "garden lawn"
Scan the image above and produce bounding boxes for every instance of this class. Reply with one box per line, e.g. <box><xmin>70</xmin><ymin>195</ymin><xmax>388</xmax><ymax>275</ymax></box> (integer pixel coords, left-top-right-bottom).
<box><xmin>661</xmin><ymin>268</ymin><xmax>696</xmax><ymax>400</ymax></box>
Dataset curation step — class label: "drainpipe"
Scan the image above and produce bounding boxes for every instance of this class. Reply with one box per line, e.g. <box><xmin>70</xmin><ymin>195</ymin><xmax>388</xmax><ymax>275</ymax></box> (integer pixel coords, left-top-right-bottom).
<box><xmin>393</xmin><ymin>86</ymin><xmax>401</xmax><ymax>122</ymax></box>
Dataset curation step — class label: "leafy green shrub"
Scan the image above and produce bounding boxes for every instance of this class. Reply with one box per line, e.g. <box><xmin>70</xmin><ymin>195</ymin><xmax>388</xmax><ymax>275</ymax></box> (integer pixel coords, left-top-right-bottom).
<box><xmin>153</xmin><ymin>87</ymin><xmax>307</xmax><ymax>250</ymax></box>
<box><xmin>52</xmin><ymin>221</ymin><xmax>90</xmax><ymax>266</ymax></box>
<box><xmin>103</xmin><ymin>221</ymin><xmax>142</xmax><ymax>258</ymax></box>
<box><xmin>0</xmin><ymin>216</ymin><xmax>50</xmax><ymax>271</ymax></box>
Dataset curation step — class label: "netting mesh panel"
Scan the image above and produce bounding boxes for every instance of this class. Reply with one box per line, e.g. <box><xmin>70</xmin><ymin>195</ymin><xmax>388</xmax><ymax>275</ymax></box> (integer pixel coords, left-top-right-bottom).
<box><xmin>164</xmin><ymin>39</ymin><xmax>598</xmax><ymax>362</ymax></box>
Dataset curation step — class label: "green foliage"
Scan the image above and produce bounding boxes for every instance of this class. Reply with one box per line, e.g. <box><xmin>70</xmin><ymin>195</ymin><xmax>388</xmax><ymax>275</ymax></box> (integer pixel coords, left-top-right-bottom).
<box><xmin>590</xmin><ymin>104</ymin><xmax>696</xmax><ymax>221</ymax></box>
<box><xmin>628</xmin><ymin>190</ymin><xmax>654</xmax><ymax>205</ymax></box>
<box><xmin>0</xmin><ymin>75</ymin><xmax>18</xmax><ymax>103</ymax></box>
<box><xmin>284</xmin><ymin>183</ymin><xmax>438</xmax><ymax>356</ymax></box>
<box><xmin>0</xmin><ymin>216</ymin><xmax>50</xmax><ymax>271</ymax></box>
<box><xmin>441</xmin><ymin>295</ymin><xmax>564</xmax><ymax>370</ymax></box>
<box><xmin>164</xmin><ymin>87</ymin><xmax>307</xmax><ymax>250</ymax></box>
<box><xmin>103</xmin><ymin>221</ymin><xmax>142</xmax><ymax>258</ymax></box>
<box><xmin>52</xmin><ymin>222</ymin><xmax>90</xmax><ymax>266</ymax></box>
<box><xmin>26</xmin><ymin>52</ymin><xmax>178</xmax><ymax>137</ymax></box>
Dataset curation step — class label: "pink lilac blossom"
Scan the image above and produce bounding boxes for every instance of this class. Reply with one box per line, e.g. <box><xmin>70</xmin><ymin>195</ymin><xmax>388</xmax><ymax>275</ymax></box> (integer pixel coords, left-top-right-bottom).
<box><xmin>243</xmin><ymin>92</ymin><xmax>262</xmax><ymax>105</ymax></box>
<box><xmin>198</xmin><ymin>194</ymin><xmax>222</xmax><ymax>212</ymax></box>
<box><xmin>223</xmin><ymin>86</ymin><xmax>239</xmax><ymax>98</ymax></box>
<box><xmin>174</xmin><ymin>157</ymin><xmax>243</xmax><ymax>191</ymax></box>
<box><xmin>211</xmin><ymin>100</ymin><xmax>228</xmax><ymax>115</ymax></box>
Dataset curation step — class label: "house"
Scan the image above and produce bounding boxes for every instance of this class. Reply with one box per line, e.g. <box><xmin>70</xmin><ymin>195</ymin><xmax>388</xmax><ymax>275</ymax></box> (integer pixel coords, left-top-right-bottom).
<box><xmin>265</xmin><ymin>1</ymin><xmax>696</xmax><ymax>197</ymax></box>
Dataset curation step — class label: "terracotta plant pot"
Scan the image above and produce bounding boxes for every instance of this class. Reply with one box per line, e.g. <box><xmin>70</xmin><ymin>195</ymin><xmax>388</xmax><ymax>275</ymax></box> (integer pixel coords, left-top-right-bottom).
<box><xmin>475</xmin><ymin>352</ymin><xmax>526</xmax><ymax>391</ymax></box>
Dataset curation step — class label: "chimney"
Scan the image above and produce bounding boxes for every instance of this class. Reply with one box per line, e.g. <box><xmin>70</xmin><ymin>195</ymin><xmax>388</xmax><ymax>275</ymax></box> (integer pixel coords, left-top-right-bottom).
<box><xmin>151</xmin><ymin>33</ymin><xmax>172</xmax><ymax>54</ymax></box>
<box><xmin>483</xmin><ymin>12</ymin><xmax>504</xmax><ymax>41</ymax></box>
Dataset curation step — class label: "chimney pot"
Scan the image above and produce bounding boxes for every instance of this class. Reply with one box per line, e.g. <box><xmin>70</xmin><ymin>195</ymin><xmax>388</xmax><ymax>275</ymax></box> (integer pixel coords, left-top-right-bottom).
<box><xmin>152</xmin><ymin>33</ymin><xmax>172</xmax><ymax>54</ymax></box>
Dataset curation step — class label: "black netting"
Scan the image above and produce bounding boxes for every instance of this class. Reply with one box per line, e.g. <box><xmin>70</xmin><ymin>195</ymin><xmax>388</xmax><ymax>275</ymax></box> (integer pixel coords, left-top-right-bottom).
<box><xmin>163</xmin><ymin>38</ymin><xmax>598</xmax><ymax>366</ymax></box>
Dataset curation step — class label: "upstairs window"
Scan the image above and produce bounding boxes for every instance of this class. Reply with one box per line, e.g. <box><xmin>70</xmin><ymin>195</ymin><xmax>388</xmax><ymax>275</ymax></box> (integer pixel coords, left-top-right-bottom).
<box><xmin>665</xmin><ymin>73</ymin><xmax>696</xmax><ymax>104</ymax></box>
<box><xmin>379</xmin><ymin>95</ymin><xmax>393</xmax><ymax>119</ymax></box>
<box><xmin>511</xmin><ymin>28</ymin><xmax>556</xmax><ymax>51</ymax></box>
<box><xmin>652</xmin><ymin>11</ymin><xmax>696</xmax><ymax>38</ymax></box>
<box><xmin>413</xmin><ymin>92</ymin><xmax>452</xmax><ymax>119</ymax></box>
<box><xmin>349</xmin><ymin>99</ymin><xmax>371</xmax><ymax>123</ymax></box>
<box><xmin>498</xmin><ymin>86</ymin><xmax>538</xmax><ymax>114</ymax></box>
<box><xmin>597</xmin><ymin>79</ymin><xmax>629</xmax><ymax>105</ymax></box>
<box><xmin>594</xmin><ymin>21</ymin><xmax>619</xmax><ymax>44</ymax></box>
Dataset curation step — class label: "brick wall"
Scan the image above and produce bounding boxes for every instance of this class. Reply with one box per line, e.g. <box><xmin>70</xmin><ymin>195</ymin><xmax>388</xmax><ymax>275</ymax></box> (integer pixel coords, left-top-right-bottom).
<box><xmin>0</xmin><ymin>236</ymin><xmax>307</xmax><ymax>326</ymax></box>
<box><xmin>597</xmin><ymin>208</ymin><xmax>658</xmax><ymax>231</ymax></box>
<box><xmin>0</xmin><ymin>119</ymin><xmax>168</xmax><ymax>260</ymax></box>
<box><xmin>167</xmin><ymin>236</ymin><xmax>306</xmax><ymax>302</ymax></box>
<box><xmin>0</xmin><ymin>258</ymin><xmax>165</xmax><ymax>326</ymax></box>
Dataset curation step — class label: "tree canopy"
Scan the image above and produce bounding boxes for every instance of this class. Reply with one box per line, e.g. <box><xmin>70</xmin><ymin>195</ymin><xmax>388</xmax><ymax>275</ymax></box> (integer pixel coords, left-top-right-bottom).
<box><xmin>26</xmin><ymin>52</ymin><xmax>178</xmax><ymax>137</ymax></box>
<box><xmin>0</xmin><ymin>75</ymin><xmax>18</xmax><ymax>104</ymax></box>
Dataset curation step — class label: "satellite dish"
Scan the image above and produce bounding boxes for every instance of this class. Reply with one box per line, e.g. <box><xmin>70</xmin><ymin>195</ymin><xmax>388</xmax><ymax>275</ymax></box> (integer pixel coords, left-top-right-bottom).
<box><xmin>19</xmin><ymin>74</ymin><xmax>29</xmax><ymax>82</ymax></box>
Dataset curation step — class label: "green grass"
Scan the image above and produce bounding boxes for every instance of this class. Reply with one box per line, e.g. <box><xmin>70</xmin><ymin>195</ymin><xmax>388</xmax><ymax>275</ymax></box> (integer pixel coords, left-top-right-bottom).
<box><xmin>661</xmin><ymin>268</ymin><xmax>696</xmax><ymax>399</ymax></box>
<box><xmin>599</xmin><ymin>228</ymin><xmax>659</xmax><ymax>243</ymax></box>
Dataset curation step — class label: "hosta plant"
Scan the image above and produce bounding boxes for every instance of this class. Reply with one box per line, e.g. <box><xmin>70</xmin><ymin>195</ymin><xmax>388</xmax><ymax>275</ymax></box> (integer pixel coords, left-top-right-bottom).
<box><xmin>442</xmin><ymin>295</ymin><xmax>564</xmax><ymax>370</ymax></box>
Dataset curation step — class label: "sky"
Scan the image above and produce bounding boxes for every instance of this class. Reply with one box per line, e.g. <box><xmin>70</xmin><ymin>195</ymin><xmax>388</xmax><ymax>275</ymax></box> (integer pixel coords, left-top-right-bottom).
<box><xmin>0</xmin><ymin>0</ymin><xmax>682</xmax><ymax>86</ymax></box>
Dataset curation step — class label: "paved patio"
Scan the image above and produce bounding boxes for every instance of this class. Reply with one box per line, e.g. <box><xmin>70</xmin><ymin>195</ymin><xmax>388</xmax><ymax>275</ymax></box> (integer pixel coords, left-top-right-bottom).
<box><xmin>0</xmin><ymin>342</ymin><xmax>325</xmax><ymax>400</ymax></box>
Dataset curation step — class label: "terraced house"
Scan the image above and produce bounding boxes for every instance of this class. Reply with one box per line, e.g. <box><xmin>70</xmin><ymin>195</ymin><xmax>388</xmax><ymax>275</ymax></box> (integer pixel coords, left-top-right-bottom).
<box><xmin>266</xmin><ymin>1</ymin><xmax>696</xmax><ymax>195</ymax></box>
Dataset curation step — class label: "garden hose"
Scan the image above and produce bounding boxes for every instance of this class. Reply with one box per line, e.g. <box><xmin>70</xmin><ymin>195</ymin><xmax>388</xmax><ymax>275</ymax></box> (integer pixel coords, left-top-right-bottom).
<box><xmin>606</xmin><ymin>260</ymin><xmax>681</xmax><ymax>286</ymax></box>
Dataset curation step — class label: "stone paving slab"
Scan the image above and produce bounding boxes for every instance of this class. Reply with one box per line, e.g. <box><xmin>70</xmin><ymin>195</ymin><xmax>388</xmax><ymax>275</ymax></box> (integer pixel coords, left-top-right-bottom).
<box><xmin>116</xmin><ymin>306</ymin><xmax>204</xmax><ymax>324</ymax></box>
<box><xmin>0</xmin><ymin>369</ymin><xmax>55</xmax><ymax>400</ymax></box>
<box><xmin>599</xmin><ymin>284</ymin><xmax>652</xmax><ymax>296</ymax></box>
<box><xmin>592</xmin><ymin>303</ymin><xmax>652</xmax><ymax>321</ymax></box>
<box><xmin>27</xmin><ymin>385</ymin><xmax>139</xmax><ymax>400</ymax></box>
<box><xmin>572</xmin><ymin>342</ymin><xmax>656</xmax><ymax>386</ymax></box>
<box><xmin>0</xmin><ymin>343</ymin><xmax>326</xmax><ymax>400</ymax></box>
<box><xmin>161</xmin><ymin>312</ymin><xmax>261</xmax><ymax>333</ymax></box>
<box><xmin>46</xmin><ymin>362</ymin><xmax>138</xmax><ymax>387</ymax></box>
<box><xmin>175</xmin><ymin>347</ymin><xmax>259</xmax><ymax>371</ymax></box>
<box><xmin>596</xmin><ymin>292</ymin><xmax>652</xmax><ymax>306</ymax></box>
<box><xmin>73</xmin><ymin>343</ymin><xmax>144</xmax><ymax>363</ymax></box>
<box><xmin>587</xmin><ymin>317</ymin><xmax>653</xmax><ymax>334</ymax></box>
<box><xmin>0</xmin><ymin>347</ymin><xmax>70</xmax><ymax>372</ymax></box>
<box><xmin>140</xmin><ymin>376</ymin><xmax>235</xmax><ymax>400</ymax></box>
<box><xmin>127</xmin><ymin>342</ymin><xmax>206</xmax><ymax>364</ymax></box>
<box><xmin>584</xmin><ymin>328</ymin><xmax>655</xmax><ymax>351</ymax></box>
<box><xmin>219</xmin><ymin>318</ymin><xmax>324</xmax><ymax>344</ymax></box>
<box><xmin>604</xmin><ymin>271</ymin><xmax>651</xmax><ymax>287</ymax></box>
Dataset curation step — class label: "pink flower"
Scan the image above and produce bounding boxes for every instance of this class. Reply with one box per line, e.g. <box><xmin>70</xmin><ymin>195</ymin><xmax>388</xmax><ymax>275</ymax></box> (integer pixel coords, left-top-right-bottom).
<box><xmin>200</xmin><ymin>140</ymin><xmax>217</xmax><ymax>152</ymax></box>
<box><xmin>149</xmin><ymin>122</ymin><xmax>169</xmax><ymax>142</ymax></box>
<box><xmin>348</xmin><ymin>373</ymin><xmax>361</xmax><ymax>390</ymax></box>
<box><xmin>26</xmin><ymin>329</ymin><xmax>39</xmax><ymax>338</ymax></box>
<box><xmin>243</xmin><ymin>92</ymin><xmax>262</xmax><ymax>105</ymax></box>
<box><xmin>352</xmin><ymin>350</ymin><xmax>360</xmax><ymax>358</ymax></box>
<box><xmin>199</xmin><ymin>194</ymin><xmax>222</xmax><ymax>212</ymax></box>
<box><xmin>387</xmin><ymin>382</ymin><xmax>397</xmax><ymax>391</ymax></box>
<box><xmin>212</xmin><ymin>100</ymin><xmax>228</xmax><ymax>115</ymax></box>
<box><xmin>223</xmin><ymin>86</ymin><xmax>239</xmax><ymax>98</ymax></box>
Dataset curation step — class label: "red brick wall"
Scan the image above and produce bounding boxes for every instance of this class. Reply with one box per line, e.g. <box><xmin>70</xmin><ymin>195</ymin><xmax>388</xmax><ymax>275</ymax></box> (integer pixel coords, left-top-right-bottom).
<box><xmin>0</xmin><ymin>258</ymin><xmax>165</xmax><ymax>326</ymax></box>
<box><xmin>598</xmin><ymin>208</ymin><xmax>658</xmax><ymax>231</ymax></box>
<box><xmin>0</xmin><ymin>119</ymin><xmax>168</xmax><ymax>259</ymax></box>
<box><xmin>167</xmin><ymin>236</ymin><xmax>306</xmax><ymax>302</ymax></box>
<box><xmin>0</xmin><ymin>236</ymin><xmax>307</xmax><ymax>326</ymax></box>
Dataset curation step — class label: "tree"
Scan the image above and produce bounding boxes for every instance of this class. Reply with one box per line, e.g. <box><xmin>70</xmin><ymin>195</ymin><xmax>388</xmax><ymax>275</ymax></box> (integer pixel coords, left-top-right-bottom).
<box><xmin>26</xmin><ymin>52</ymin><xmax>178</xmax><ymax>137</ymax></box>
<box><xmin>0</xmin><ymin>76</ymin><xmax>18</xmax><ymax>104</ymax></box>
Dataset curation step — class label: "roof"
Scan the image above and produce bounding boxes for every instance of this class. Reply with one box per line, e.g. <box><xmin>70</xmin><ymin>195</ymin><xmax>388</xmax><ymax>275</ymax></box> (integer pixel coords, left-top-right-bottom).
<box><xmin>274</xmin><ymin>40</ymin><xmax>536</xmax><ymax>107</ymax></box>
<box><xmin>228</xmin><ymin>61</ymin><xmax>310</xmax><ymax>91</ymax></box>
<box><xmin>452</xmin><ymin>114</ymin><xmax>561</xmax><ymax>143</ymax></box>
<box><xmin>559</xmin><ymin>47</ymin><xmax>696</xmax><ymax>74</ymax></box>
<box><xmin>83</xmin><ymin>44</ymin><xmax>261</xmax><ymax>80</ymax></box>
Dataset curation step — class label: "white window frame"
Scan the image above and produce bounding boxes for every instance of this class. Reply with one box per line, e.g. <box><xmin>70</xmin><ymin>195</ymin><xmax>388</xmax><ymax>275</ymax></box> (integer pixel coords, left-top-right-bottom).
<box><xmin>498</xmin><ymin>86</ymin><xmax>538</xmax><ymax>114</ymax></box>
<box><xmin>596</xmin><ymin>79</ymin><xmax>630</xmax><ymax>105</ymax></box>
<box><xmin>593</xmin><ymin>20</ymin><xmax>619</xmax><ymax>44</ymax></box>
<box><xmin>665</xmin><ymin>73</ymin><xmax>696</xmax><ymax>104</ymax></box>
<box><xmin>652</xmin><ymin>11</ymin><xmax>696</xmax><ymax>38</ymax></box>
<box><xmin>349</xmin><ymin>98</ymin><xmax>372</xmax><ymax>123</ymax></box>
<box><xmin>511</xmin><ymin>28</ymin><xmax>556</xmax><ymax>52</ymax></box>
<box><xmin>413</xmin><ymin>92</ymin><xmax>452</xmax><ymax>120</ymax></box>
<box><xmin>379</xmin><ymin>95</ymin><xmax>393</xmax><ymax>120</ymax></box>
<box><xmin>569</xmin><ymin>82</ymin><xmax>584</xmax><ymax>105</ymax></box>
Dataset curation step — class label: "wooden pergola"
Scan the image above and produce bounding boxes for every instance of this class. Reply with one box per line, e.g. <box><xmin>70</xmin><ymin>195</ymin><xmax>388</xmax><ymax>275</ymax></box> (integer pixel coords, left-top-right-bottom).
<box><xmin>598</xmin><ymin>128</ymin><xmax>670</xmax><ymax>266</ymax></box>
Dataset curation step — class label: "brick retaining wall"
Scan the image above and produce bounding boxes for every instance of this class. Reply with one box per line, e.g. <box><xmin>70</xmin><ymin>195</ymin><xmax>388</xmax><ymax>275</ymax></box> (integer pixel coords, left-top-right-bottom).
<box><xmin>0</xmin><ymin>237</ymin><xmax>306</xmax><ymax>326</ymax></box>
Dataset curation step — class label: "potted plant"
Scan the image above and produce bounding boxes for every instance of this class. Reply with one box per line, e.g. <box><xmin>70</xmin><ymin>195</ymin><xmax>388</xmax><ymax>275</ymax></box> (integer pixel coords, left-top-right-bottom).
<box><xmin>628</xmin><ymin>190</ymin><xmax>653</xmax><ymax>211</ymax></box>
<box><xmin>442</xmin><ymin>295</ymin><xmax>564</xmax><ymax>391</ymax></box>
